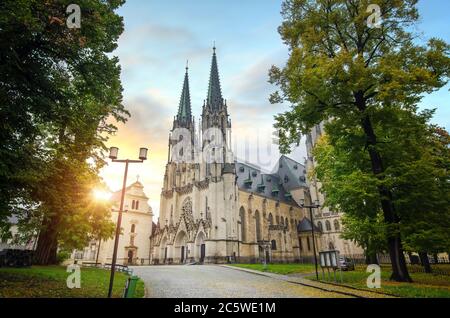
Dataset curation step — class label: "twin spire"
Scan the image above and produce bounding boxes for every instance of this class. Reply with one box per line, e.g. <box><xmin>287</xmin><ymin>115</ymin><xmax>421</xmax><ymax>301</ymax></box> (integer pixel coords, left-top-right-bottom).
<box><xmin>176</xmin><ymin>61</ymin><xmax>192</xmax><ymax>122</ymax></box>
<box><xmin>175</xmin><ymin>47</ymin><xmax>224</xmax><ymax>127</ymax></box>
<box><xmin>206</xmin><ymin>46</ymin><xmax>223</xmax><ymax>110</ymax></box>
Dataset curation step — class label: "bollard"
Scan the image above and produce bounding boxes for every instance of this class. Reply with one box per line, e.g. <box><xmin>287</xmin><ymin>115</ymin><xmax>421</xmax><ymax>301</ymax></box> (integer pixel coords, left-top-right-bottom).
<box><xmin>123</xmin><ymin>276</ymin><xmax>139</xmax><ymax>298</ymax></box>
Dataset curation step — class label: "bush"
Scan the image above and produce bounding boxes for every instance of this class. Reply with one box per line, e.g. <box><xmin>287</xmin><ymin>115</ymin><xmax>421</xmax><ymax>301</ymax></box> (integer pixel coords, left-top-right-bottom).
<box><xmin>56</xmin><ymin>251</ymin><xmax>71</xmax><ymax>265</ymax></box>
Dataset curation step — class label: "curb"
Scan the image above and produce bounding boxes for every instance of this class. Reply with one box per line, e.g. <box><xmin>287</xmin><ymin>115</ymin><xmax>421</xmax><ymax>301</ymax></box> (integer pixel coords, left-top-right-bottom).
<box><xmin>221</xmin><ymin>265</ymin><xmax>394</xmax><ymax>298</ymax></box>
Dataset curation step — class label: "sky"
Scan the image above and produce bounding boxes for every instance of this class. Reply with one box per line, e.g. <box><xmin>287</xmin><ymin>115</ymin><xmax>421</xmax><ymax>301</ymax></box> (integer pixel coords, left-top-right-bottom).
<box><xmin>100</xmin><ymin>0</ymin><xmax>450</xmax><ymax>218</ymax></box>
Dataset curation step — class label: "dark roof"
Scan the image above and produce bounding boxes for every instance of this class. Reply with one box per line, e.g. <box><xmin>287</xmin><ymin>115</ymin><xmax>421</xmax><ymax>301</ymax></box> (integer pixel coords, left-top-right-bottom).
<box><xmin>297</xmin><ymin>217</ymin><xmax>321</xmax><ymax>233</ymax></box>
<box><xmin>234</xmin><ymin>156</ymin><xmax>307</xmax><ymax>205</ymax></box>
<box><xmin>222</xmin><ymin>163</ymin><xmax>235</xmax><ymax>174</ymax></box>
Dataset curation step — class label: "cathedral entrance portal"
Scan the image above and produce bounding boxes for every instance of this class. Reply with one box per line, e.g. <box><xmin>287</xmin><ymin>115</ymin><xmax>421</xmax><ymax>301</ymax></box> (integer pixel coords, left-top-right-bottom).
<box><xmin>174</xmin><ymin>231</ymin><xmax>187</xmax><ymax>264</ymax></box>
<box><xmin>200</xmin><ymin>244</ymin><xmax>206</xmax><ymax>263</ymax></box>
<box><xmin>127</xmin><ymin>250</ymin><xmax>134</xmax><ymax>265</ymax></box>
<box><xmin>181</xmin><ymin>246</ymin><xmax>185</xmax><ymax>263</ymax></box>
<box><xmin>195</xmin><ymin>231</ymin><xmax>206</xmax><ymax>263</ymax></box>
<box><xmin>160</xmin><ymin>236</ymin><xmax>168</xmax><ymax>264</ymax></box>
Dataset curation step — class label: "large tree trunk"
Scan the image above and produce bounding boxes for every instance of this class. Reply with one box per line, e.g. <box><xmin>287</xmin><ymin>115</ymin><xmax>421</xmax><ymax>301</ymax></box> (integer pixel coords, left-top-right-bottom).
<box><xmin>419</xmin><ymin>252</ymin><xmax>432</xmax><ymax>273</ymax></box>
<box><xmin>34</xmin><ymin>214</ymin><xmax>59</xmax><ymax>265</ymax></box>
<box><xmin>355</xmin><ymin>92</ymin><xmax>412</xmax><ymax>282</ymax></box>
<box><xmin>365</xmin><ymin>251</ymin><xmax>379</xmax><ymax>265</ymax></box>
<box><xmin>433</xmin><ymin>253</ymin><xmax>439</xmax><ymax>264</ymax></box>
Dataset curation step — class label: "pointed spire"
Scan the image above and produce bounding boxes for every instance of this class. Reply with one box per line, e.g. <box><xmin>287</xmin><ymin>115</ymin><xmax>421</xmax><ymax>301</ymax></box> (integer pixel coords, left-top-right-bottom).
<box><xmin>176</xmin><ymin>64</ymin><xmax>192</xmax><ymax>123</ymax></box>
<box><xmin>206</xmin><ymin>46</ymin><xmax>223</xmax><ymax>111</ymax></box>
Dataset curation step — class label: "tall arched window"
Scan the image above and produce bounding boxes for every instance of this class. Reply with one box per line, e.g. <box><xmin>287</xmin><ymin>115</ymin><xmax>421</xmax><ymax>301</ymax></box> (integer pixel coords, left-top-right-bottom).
<box><xmin>271</xmin><ymin>240</ymin><xmax>277</xmax><ymax>250</ymax></box>
<box><xmin>239</xmin><ymin>207</ymin><xmax>246</xmax><ymax>242</ymax></box>
<box><xmin>317</xmin><ymin>221</ymin><xmax>323</xmax><ymax>232</ymax></box>
<box><xmin>334</xmin><ymin>219</ymin><xmax>340</xmax><ymax>231</ymax></box>
<box><xmin>131</xmin><ymin>200</ymin><xmax>135</xmax><ymax>210</ymax></box>
<box><xmin>280</xmin><ymin>217</ymin><xmax>284</xmax><ymax>226</ymax></box>
<box><xmin>325</xmin><ymin>220</ymin><xmax>331</xmax><ymax>231</ymax></box>
<box><xmin>276</xmin><ymin>215</ymin><xmax>280</xmax><ymax>225</ymax></box>
<box><xmin>135</xmin><ymin>200</ymin><xmax>139</xmax><ymax>210</ymax></box>
<box><xmin>131</xmin><ymin>224</ymin><xmax>136</xmax><ymax>233</ymax></box>
<box><xmin>268</xmin><ymin>213</ymin><xmax>273</xmax><ymax>225</ymax></box>
<box><xmin>306</xmin><ymin>237</ymin><xmax>311</xmax><ymax>251</ymax></box>
<box><xmin>255</xmin><ymin>210</ymin><xmax>261</xmax><ymax>241</ymax></box>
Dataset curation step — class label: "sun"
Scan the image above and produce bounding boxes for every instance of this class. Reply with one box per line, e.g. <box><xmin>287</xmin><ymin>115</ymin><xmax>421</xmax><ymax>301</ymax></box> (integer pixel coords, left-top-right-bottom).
<box><xmin>92</xmin><ymin>189</ymin><xmax>112</xmax><ymax>201</ymax></box>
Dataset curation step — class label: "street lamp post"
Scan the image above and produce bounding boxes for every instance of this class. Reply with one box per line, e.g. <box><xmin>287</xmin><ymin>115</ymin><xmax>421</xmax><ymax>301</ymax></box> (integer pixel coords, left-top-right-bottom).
<box><xmin>107</xmin><ymin>146</ymin><xmax>148</xmax><ymax>298</ymax></box>
<box><xmin>300</xmin><ymin>198</ymin><xmax>320</xmax><ymax>280</ymax></box>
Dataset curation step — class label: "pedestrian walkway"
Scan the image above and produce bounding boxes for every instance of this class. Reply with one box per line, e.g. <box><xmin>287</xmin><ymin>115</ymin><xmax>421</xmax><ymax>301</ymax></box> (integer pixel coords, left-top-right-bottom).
<box><xmin>131</xmin><ymin>265</ymin><xmax>353</xmax><ymax>298</ymax></box>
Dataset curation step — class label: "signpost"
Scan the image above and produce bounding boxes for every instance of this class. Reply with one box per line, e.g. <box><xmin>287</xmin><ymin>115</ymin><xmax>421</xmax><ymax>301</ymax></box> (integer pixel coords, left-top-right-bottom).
<box><xmin>259</xmin><ymin>240</ymin><xmax>271</xmax><ymax>271</ymax></box>
<box><xmin>319</xmin><ymin>250</ymin><xmax>343</xmax><ymax>283</ymax></box>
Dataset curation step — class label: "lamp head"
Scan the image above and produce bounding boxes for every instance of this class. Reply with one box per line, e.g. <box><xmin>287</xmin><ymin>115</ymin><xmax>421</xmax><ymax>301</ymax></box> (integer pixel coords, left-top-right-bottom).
<box><xmin>139</xmin><ymin>147</ymin><xmax>148</xmax><ymax>160</ymax></box>
<box><xmin>109</xmin><ymin>147</ymin><xmax>118</xmax><ymax>160</ymax></box>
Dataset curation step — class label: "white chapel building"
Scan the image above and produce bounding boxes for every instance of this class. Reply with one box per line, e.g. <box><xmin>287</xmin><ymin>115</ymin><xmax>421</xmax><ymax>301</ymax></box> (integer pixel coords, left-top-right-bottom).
<box><xmin>71</xmin><ymin>180</ymin><xmax>154</xmax><ymax>265</ymax></box>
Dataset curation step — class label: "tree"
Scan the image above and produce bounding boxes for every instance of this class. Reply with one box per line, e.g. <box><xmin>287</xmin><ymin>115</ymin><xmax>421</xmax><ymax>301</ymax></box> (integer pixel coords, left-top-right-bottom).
<box><xmin>312</xmin><ymin>118</ymin><xmax>450</xmax><ymax>271</ymax></box>
<box><xmin>397</xmin><ymin>126</ymin><xmax>450</xmax><ymax>272</ymax></box>
<box><xmin>0</xmin><ymin>0</ymin><xmax>128</xmax><ymax>264</ymax></box>
<box><xmin>270</xmin><ymin>0</ymin><xmax>449</xmax><ymax>281</ymax></box>
<box><xmin>340</xmin><ymin>214</ymin><xmax>386</xmax><ymax>264</ymax></box>
<box><xmin>312</xmin><ymin>134</ymin><xmax>387</xmax><ymax>264</ymax></box>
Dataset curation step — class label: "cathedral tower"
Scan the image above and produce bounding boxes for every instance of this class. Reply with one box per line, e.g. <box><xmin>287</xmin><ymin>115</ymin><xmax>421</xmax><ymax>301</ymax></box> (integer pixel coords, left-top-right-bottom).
<box><xmin>201</xmin><ymin>47</ymin><xmax>233</xmax><ymax>174</ymax></box>
<box><xmin>168</xmin><ymin>64</ymin><xmax>196</xmax><ymax>164</ymax></box>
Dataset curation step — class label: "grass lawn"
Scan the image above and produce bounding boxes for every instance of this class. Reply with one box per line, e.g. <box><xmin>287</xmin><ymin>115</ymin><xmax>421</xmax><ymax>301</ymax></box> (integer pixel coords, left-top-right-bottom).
<box><xmin>0</xmin><ymin>266</ymin><xmax>145</xmax><ymax>298</ymax></box>
<box><xmin>306</xmin><ymin>265</ymin><xmax>450</xmax><ymax>298</ymax></box>
<box><xmin>231</xmin><ymin>263</ymin><xmax>316</xmax><ymax>275</ymax></box>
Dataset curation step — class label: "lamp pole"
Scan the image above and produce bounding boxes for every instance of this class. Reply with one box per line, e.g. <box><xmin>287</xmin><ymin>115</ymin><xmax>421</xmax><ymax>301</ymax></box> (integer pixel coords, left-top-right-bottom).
<box><xmin>107</xmin><ymin>147</ymin><xmax>148</xmax><ymax>298</ymax></box>
<box><xmin>300</xmin><ymin>198</ymin><xmax>320</xmax><ymax>280</ymax></box>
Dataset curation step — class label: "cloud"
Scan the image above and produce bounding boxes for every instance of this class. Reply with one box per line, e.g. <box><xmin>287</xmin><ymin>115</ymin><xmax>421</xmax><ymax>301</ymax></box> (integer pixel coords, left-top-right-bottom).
<box><xmin>227</xmin><ymin>48</ymin><xmax>287</xmax><ymax>102</ymax></box>
<box><xmin>100</xmin><ymin>88</ymin><xmax>178</xmax><ymax>217</ymax></box>
<box><xmin>119</xmin><ymin>23</ymin><xmax>197</xmax><ymax>46</ymax></box>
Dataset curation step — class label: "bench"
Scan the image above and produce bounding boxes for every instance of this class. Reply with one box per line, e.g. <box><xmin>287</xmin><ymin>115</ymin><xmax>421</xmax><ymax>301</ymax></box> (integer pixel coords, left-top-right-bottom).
<box><xmin>81</xmin><ymin>262</ymin><xmax>101</xmax><ymax>268</ymax></box>
<box><xmin>103</xmin><ymin>263</ymin><xmax>133</xmax><ymax>275</ymax></box>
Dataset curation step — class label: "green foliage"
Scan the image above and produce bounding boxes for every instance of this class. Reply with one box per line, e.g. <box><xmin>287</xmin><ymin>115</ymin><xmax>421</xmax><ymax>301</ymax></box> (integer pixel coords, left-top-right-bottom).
<box><xmin>232</xmin><ymin>263</ymin><xmax>316</xmax><ymax>275</ymax></box>
<box><xmin>312</xmin><ymin>119</ymin><xmax>450</xmax><ymax>256</ymax></box>
<box><xmin>307</xmin><ymin>265</ymin><xmax>450</xmax><ymax>298</ymax></box>
<box><xmin>0</xmin><ymin>1</ymin><xmax>127</xmax><ymax>262</ymax></box>
<box><xmin>270</xmin><ymin>0</ymin><xmax>449</xmax><ymax>152</ymax></box>
<box><xmin>0</xmin><ymin>266</ymin><xmax>145</xmax><ymax>298</ymax></box>
<box><xmin>56</xmin><ymin>250</ymin><xmax>71</xmax><ymax>265</ymax></box>
<box><xmin>270</xmin><ymin>0</ymin><xmax>449</xmax><ymax>281</ymax></box>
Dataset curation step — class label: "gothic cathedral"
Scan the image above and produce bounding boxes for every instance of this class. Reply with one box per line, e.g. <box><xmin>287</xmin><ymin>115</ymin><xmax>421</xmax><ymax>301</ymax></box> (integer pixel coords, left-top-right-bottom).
<box><xmin>151</xmin><ymin>48</ymin><xmax>362</xmax><ymax>264</ymax></box>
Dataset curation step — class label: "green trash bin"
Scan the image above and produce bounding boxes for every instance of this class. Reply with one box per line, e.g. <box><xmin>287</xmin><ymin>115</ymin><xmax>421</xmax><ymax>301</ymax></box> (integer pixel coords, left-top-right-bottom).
<box><xmin>123</xmin><ymin>276</ymin><xmax>139</xmax><ymax>298</ymax></box>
